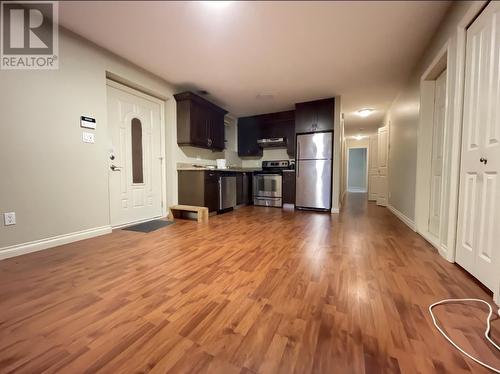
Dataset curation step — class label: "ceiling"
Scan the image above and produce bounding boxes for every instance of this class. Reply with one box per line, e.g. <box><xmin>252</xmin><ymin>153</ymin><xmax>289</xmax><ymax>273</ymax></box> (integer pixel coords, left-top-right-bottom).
<box><xmin>59</xmin><ymin>1</ymin><xmax>451</xmax><ymax>135</ymax></box>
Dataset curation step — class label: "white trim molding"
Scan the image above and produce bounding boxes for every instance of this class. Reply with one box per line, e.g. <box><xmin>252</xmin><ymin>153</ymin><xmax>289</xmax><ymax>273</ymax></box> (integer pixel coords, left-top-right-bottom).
<box><xmin>415</xmin><ymin>41</ymin><xmax>450</xmax><ymax>261</ymax></box>
<box><xmin>0</xmin><ymin>226</ymin><xmax>112</xmax><ymax>261</ymax></box>
<box><xmin>388</xmin><ymin>205</ymin><xmax>416</xmax><ymax>231</ymax></box>
<box><xmin>439</xmin><ymin>244</ymin><xmax>450</xmax><ymax>262</ymax></box>
<box><xmin>331</xmin><ymin>207</ymin><xmax>340</xmax><ymax>214</ymax></box>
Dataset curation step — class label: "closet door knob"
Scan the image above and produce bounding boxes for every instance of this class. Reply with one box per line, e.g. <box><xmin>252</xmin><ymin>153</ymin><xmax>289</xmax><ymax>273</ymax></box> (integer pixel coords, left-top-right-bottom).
<box><xmin>479</xmin><ymin>157</ymin><xmax>487</xmax><ymax>165</ymax></box>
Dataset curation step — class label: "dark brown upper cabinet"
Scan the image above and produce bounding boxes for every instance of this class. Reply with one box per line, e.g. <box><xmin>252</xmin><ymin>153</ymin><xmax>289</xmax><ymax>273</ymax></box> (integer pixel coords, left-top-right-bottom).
<box><xmin>174</xmin><ymin>91</ymin><xmax>228</xmax><ymax>151</ymax></box>
<box><xmin>295</xmin><ymin>98</ymin><xmax>335</xmax><ymax>134</ymax></box>
<box><xmin>237</xmin><ymin>110</ymin><xmax>295</xmax><ymax>157</ymax></box>
<box><xmin>238</xmin><ymin>116</ymin><xmax>263</xmax><ymax>157</ymax></box>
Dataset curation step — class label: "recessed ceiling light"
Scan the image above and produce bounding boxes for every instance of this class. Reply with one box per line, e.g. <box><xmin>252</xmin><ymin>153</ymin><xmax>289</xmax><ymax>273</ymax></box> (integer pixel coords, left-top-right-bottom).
<box><xmin>357</xmin><ymin>108</ymin><xmax>374</xmax><ymax>118</ymax></box>
<box><xmin>256</xmin><ymin>94</ymin><xmax>274</xmax><ymax>100</ymax></box>
<box><xmin>202</xmin><ymin>1</ymin><xmax>232</xmax><ymax>8</ymax></box>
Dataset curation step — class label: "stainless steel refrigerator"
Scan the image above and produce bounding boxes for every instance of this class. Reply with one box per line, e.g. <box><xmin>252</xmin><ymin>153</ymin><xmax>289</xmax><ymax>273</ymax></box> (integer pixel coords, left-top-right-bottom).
<box><xmin>295</xmin><ymin>132</ymin><xmax>332</xmax><ymax>211</ymax></box>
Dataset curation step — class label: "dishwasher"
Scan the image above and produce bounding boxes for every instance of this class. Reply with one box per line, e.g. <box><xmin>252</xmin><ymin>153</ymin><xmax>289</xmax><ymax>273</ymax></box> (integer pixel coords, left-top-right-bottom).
<box><xmin>218</xmin><ymin>175</ymin><xmax>237</xmax><ymax>212</ymax></box>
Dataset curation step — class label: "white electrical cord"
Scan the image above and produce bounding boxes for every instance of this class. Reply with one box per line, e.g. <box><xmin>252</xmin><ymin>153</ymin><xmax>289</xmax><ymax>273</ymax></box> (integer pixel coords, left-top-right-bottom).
<box><xmin>429</xmin><ymin>298</ymin><xmax>500</xmax><ymax>373</ymax></box>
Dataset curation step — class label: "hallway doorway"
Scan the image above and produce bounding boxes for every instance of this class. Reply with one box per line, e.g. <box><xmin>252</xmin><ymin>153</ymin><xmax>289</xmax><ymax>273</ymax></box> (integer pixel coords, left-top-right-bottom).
<box><xmin>347</xmin><ymin>147</ymin><xmax>367</xmax><ymax>193</ymax></box>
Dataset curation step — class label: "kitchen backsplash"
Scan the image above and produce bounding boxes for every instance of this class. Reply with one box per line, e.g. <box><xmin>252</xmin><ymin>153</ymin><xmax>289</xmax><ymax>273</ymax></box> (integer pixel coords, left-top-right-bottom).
<box><xmin>241</xmin><ymin>148</ymin><xmax>292</xmax><ymax>168</ymax></box>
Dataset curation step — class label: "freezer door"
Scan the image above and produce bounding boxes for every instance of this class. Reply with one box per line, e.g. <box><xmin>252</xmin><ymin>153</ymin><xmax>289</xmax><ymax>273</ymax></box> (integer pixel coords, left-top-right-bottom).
<box><xmin>296</xmin><ymin>132</ymin><xmax>332</xmax><ymax>160</ymax></box>
<box><xmin>295</xmin><ymin>159</ymin><xmax>332</xmax><ymax>209</ymax></box>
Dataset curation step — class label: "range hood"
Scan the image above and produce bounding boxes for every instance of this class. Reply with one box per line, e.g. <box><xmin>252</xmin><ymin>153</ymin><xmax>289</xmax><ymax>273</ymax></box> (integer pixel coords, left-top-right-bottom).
<box><xmin>257</xmin><ymin>137</ymin><xmax>287</xmax><ymax>148</ymax></box>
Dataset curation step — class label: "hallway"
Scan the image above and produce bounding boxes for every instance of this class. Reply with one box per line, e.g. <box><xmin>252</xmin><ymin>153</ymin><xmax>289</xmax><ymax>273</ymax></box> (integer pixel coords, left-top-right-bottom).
<box><xmin>0</xmin><ymin>194</ymin><xmax>498</xmax><ymax>373</ymax></box>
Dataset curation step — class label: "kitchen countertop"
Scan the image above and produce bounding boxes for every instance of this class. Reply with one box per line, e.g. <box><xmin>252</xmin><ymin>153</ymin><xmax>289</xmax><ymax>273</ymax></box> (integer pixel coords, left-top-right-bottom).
<box><xmin>176</xmin><ymin>163</ymin><xmax>296</xmax><ymax>173</ymax></box>
<box><xmin>177</xmin><ymin>165</ymin><xmax>262</xmax><ymax>172</ymax></box>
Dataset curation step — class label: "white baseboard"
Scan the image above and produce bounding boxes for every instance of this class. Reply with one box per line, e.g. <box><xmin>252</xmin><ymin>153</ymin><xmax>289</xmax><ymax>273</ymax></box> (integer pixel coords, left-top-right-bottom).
<box><xmin>439</xmin><ymin>244</ymin><xmax>452</xmax><ymax>262</ymax></box>
<box><xmin>0</xmin><ymin>225</ymin><xmax>112</xmax><ymax>261</ymax></box>
<box><xmin>388</xmin><ymin>205</ymin><xmax>416</xmax><ymax>231</ymax></box>
<box><xmin>418</xmin><ymin>229</ymin><xmax>440</xmax><ymax>250</ymax></box>
<box><xmin>415</xmin><ymin>229</ymin><xmax>453</xmax><ymax>262</ymax></box>
<box><xmin>331</xmin><ymin>207</ymin><xmax>340</xmax><ymax>214</ymax></box>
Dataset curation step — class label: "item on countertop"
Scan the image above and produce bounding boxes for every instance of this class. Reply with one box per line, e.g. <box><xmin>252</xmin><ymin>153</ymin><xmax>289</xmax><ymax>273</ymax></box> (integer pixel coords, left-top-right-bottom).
<box><xmin>216</xmin><ymin>159</ymin><xmax>227</xmax><ymax>169</ymax></box>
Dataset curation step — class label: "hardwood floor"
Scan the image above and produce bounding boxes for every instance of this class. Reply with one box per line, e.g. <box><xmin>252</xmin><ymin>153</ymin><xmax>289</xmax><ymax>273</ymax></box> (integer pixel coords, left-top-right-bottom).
<box><xmin>0</xmin><ymin>193</ymin><xmax>498</xmax><ymax>373</ymax></box>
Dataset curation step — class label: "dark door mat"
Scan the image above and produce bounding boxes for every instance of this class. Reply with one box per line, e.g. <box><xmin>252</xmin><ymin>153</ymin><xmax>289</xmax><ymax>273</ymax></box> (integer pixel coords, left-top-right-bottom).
<box><xmin>123</xmin><ymin>220</ymin><xmax>174</xmax><ymax>233</ymax></box>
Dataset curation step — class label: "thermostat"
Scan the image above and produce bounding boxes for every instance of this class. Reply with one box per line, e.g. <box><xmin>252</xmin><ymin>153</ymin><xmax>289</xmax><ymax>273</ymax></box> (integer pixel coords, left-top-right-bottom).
<box><xmin>81</xmin><ymin>116</ymin><xmax>96</xmax><ymax>129</ymax></box>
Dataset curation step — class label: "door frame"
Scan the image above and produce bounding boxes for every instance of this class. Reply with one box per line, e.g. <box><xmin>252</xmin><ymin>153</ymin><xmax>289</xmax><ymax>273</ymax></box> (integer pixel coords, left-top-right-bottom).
<box><xmin>415</xmin><ymin>1</ymin><xmax>489</xmax><ymax>265</ymax></box>
<box><xmin>376</xmin><ymin>124</ymin><xmax>389</xmax><ymax>207</ymax></box>
<box><xmin>415</xmin><ymin>43</ymin><xmax>450</xmax><ymax>255</ymax></box>
<box><xmin>451</xmin><ymin>1</ymin><xmax>499</xmax><ymax>304</ymax></box>
<box><xmin>106</xmin><ymin>78</ymin><xmax>167</xmax><ymax>227</ymax></box>
<box><xmin>417</xmin><ymin>1</ymin><xmax>498</xmax><ymax>303</ymax></box>
<box><xmin>447</xmin><ymin>1</ymin><xmax>488</xmax><ymax>264</ymax></box>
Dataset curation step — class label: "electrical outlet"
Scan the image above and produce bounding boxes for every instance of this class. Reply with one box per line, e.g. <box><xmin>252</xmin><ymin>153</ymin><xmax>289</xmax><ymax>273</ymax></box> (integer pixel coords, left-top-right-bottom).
<box><xmin>82</xmin><ymin>132</ymin><xmax>95</xmax><ymax>143</ymax></box>
<box><xmin>4</xmin><ymin>212</ymin><xmax>16</xmax><ymax>226</ymax></box>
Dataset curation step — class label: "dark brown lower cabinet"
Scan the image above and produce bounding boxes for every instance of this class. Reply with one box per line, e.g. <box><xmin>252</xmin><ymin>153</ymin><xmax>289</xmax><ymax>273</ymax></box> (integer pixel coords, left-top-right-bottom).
<box><xmin>178</xmin><ymin>170</ymin><xmax>219</xmax><ymax>212</ymax></box>
<box><xmin>178</xmin><ymin>170</ymin><xmax>253</xmax><ymax>212</ymax></box>
<box><xmin>236</xmin><ymin>172</ymin><xmax>252</xmax><ymax>205</ymax></box>
<box><xmin>282</xmin><ymin>171</ymin><xmax>296</xmax><ymax>204</ymax></box>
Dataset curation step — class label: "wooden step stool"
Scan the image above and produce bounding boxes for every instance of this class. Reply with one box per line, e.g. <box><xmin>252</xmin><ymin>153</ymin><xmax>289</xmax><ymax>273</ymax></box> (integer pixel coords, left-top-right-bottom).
<box><xmin>168</xmin><ymin>205</ymin><xmax>209</xmax><ymax>223</ymax></box>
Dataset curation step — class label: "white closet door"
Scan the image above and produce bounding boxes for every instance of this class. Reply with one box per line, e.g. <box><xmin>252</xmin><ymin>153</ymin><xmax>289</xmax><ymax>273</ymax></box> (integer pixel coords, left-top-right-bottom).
<box><xmin>456</xmin><ymin>1</ymin><xmax>500</xmax><ymax>292</ymax></box>
<box><xmin>376</xmin><ymin>126</ymin><xmax>389</xmax><ymax>206</ymax></box>
<box><xmin>428</xmin><ymin>69</ymin><xmax>447</xmax><ymax>238</ymax></box>
<box><xmin>368</xmin><ymin>135</ymin><xmax>379</xmax><ymax>201</ymax></box>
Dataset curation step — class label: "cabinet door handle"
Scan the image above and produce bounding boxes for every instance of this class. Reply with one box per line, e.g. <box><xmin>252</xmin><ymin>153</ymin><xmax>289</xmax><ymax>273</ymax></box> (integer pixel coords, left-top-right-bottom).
<box><xmin>480</xmin><ymin>157</ymin><xmax>488</xmax><ymax>164</ymax></box>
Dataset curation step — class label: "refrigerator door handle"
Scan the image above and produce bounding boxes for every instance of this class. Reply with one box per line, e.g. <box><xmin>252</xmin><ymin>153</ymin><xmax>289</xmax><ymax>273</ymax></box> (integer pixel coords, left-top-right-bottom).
<box><xmin>297</xmin><ymin>142</ymin><xmax>300</xmax><ymax>177</ymax></box>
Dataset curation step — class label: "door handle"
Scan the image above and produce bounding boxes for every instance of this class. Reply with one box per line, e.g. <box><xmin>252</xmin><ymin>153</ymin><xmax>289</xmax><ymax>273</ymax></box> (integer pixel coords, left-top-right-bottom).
<box><xmin>480</xmin><ymin>157</ymin><xmax>488</xmax><ymax>165</ymax></box>
<box><xmin>297</xmin><ymin>141</ymin><xmax>300</xmax><ymax>177</ymax></box>
<box><xmin>110</xmin><ymin>165</ymin><xmax>122</xmax><ymax>171</ymax></box>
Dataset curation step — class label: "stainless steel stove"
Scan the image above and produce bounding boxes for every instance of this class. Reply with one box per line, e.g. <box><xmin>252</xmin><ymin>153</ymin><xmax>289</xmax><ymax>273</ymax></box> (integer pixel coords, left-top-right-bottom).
<box><xmin>253</xmin><ymin>160</ymin><xmax>292</xmax><ymax>207</ymax></box>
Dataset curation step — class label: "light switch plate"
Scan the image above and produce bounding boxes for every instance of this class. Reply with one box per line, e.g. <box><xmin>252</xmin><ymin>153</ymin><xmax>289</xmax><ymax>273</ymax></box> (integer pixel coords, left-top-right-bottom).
<box><xmin>4</xmin><ymin>212</ymin><xmax>16</xmax><ymax>226</ymax></box>
<box><xmin>82</xmin><ymin>132</ymin><xmax>95</xmax><ymax>143</ymax></box>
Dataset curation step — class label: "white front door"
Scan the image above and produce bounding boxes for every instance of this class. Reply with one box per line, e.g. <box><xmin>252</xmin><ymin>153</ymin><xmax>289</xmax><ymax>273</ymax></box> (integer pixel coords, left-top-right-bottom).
<box><xmin>428</xmin><ymin>69</ymin><xmax>447</xmax><ymax>237</ymax></box>
<box><xmin>107</xmin><ymin>81</ymin><xmax>164</xmax><ymax>227</ymax></box>
<box><xmin>456</xmin><ymin>1</ymin><xmax>500</xmax><ymax>292</ymax></box>
<box><xmin>376</xmin><ymin>126</ymin><xmax>389</xmax><ymax>206</ymax></box>
<box><xmin>368</xmin><ymin>134</ymin><xmax>379</xmax><ymax>201</ymax></box>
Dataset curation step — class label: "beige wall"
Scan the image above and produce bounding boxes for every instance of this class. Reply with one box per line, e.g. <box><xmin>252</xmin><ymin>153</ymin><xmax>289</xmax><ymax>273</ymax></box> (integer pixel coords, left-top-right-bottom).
<box><xmin>384</xmin><ymin>1</ymin><xmax>476</xmax><ymax>233</ymax></box>
<box><xmin>0</xmin><ymin>28</ymin><xmax>222</xmax><ymax>250</ymax></box>
<box><xmin>384</xmin><ymin>84</ymin><xmax>419</xmax><ymax>219</ymax></box>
